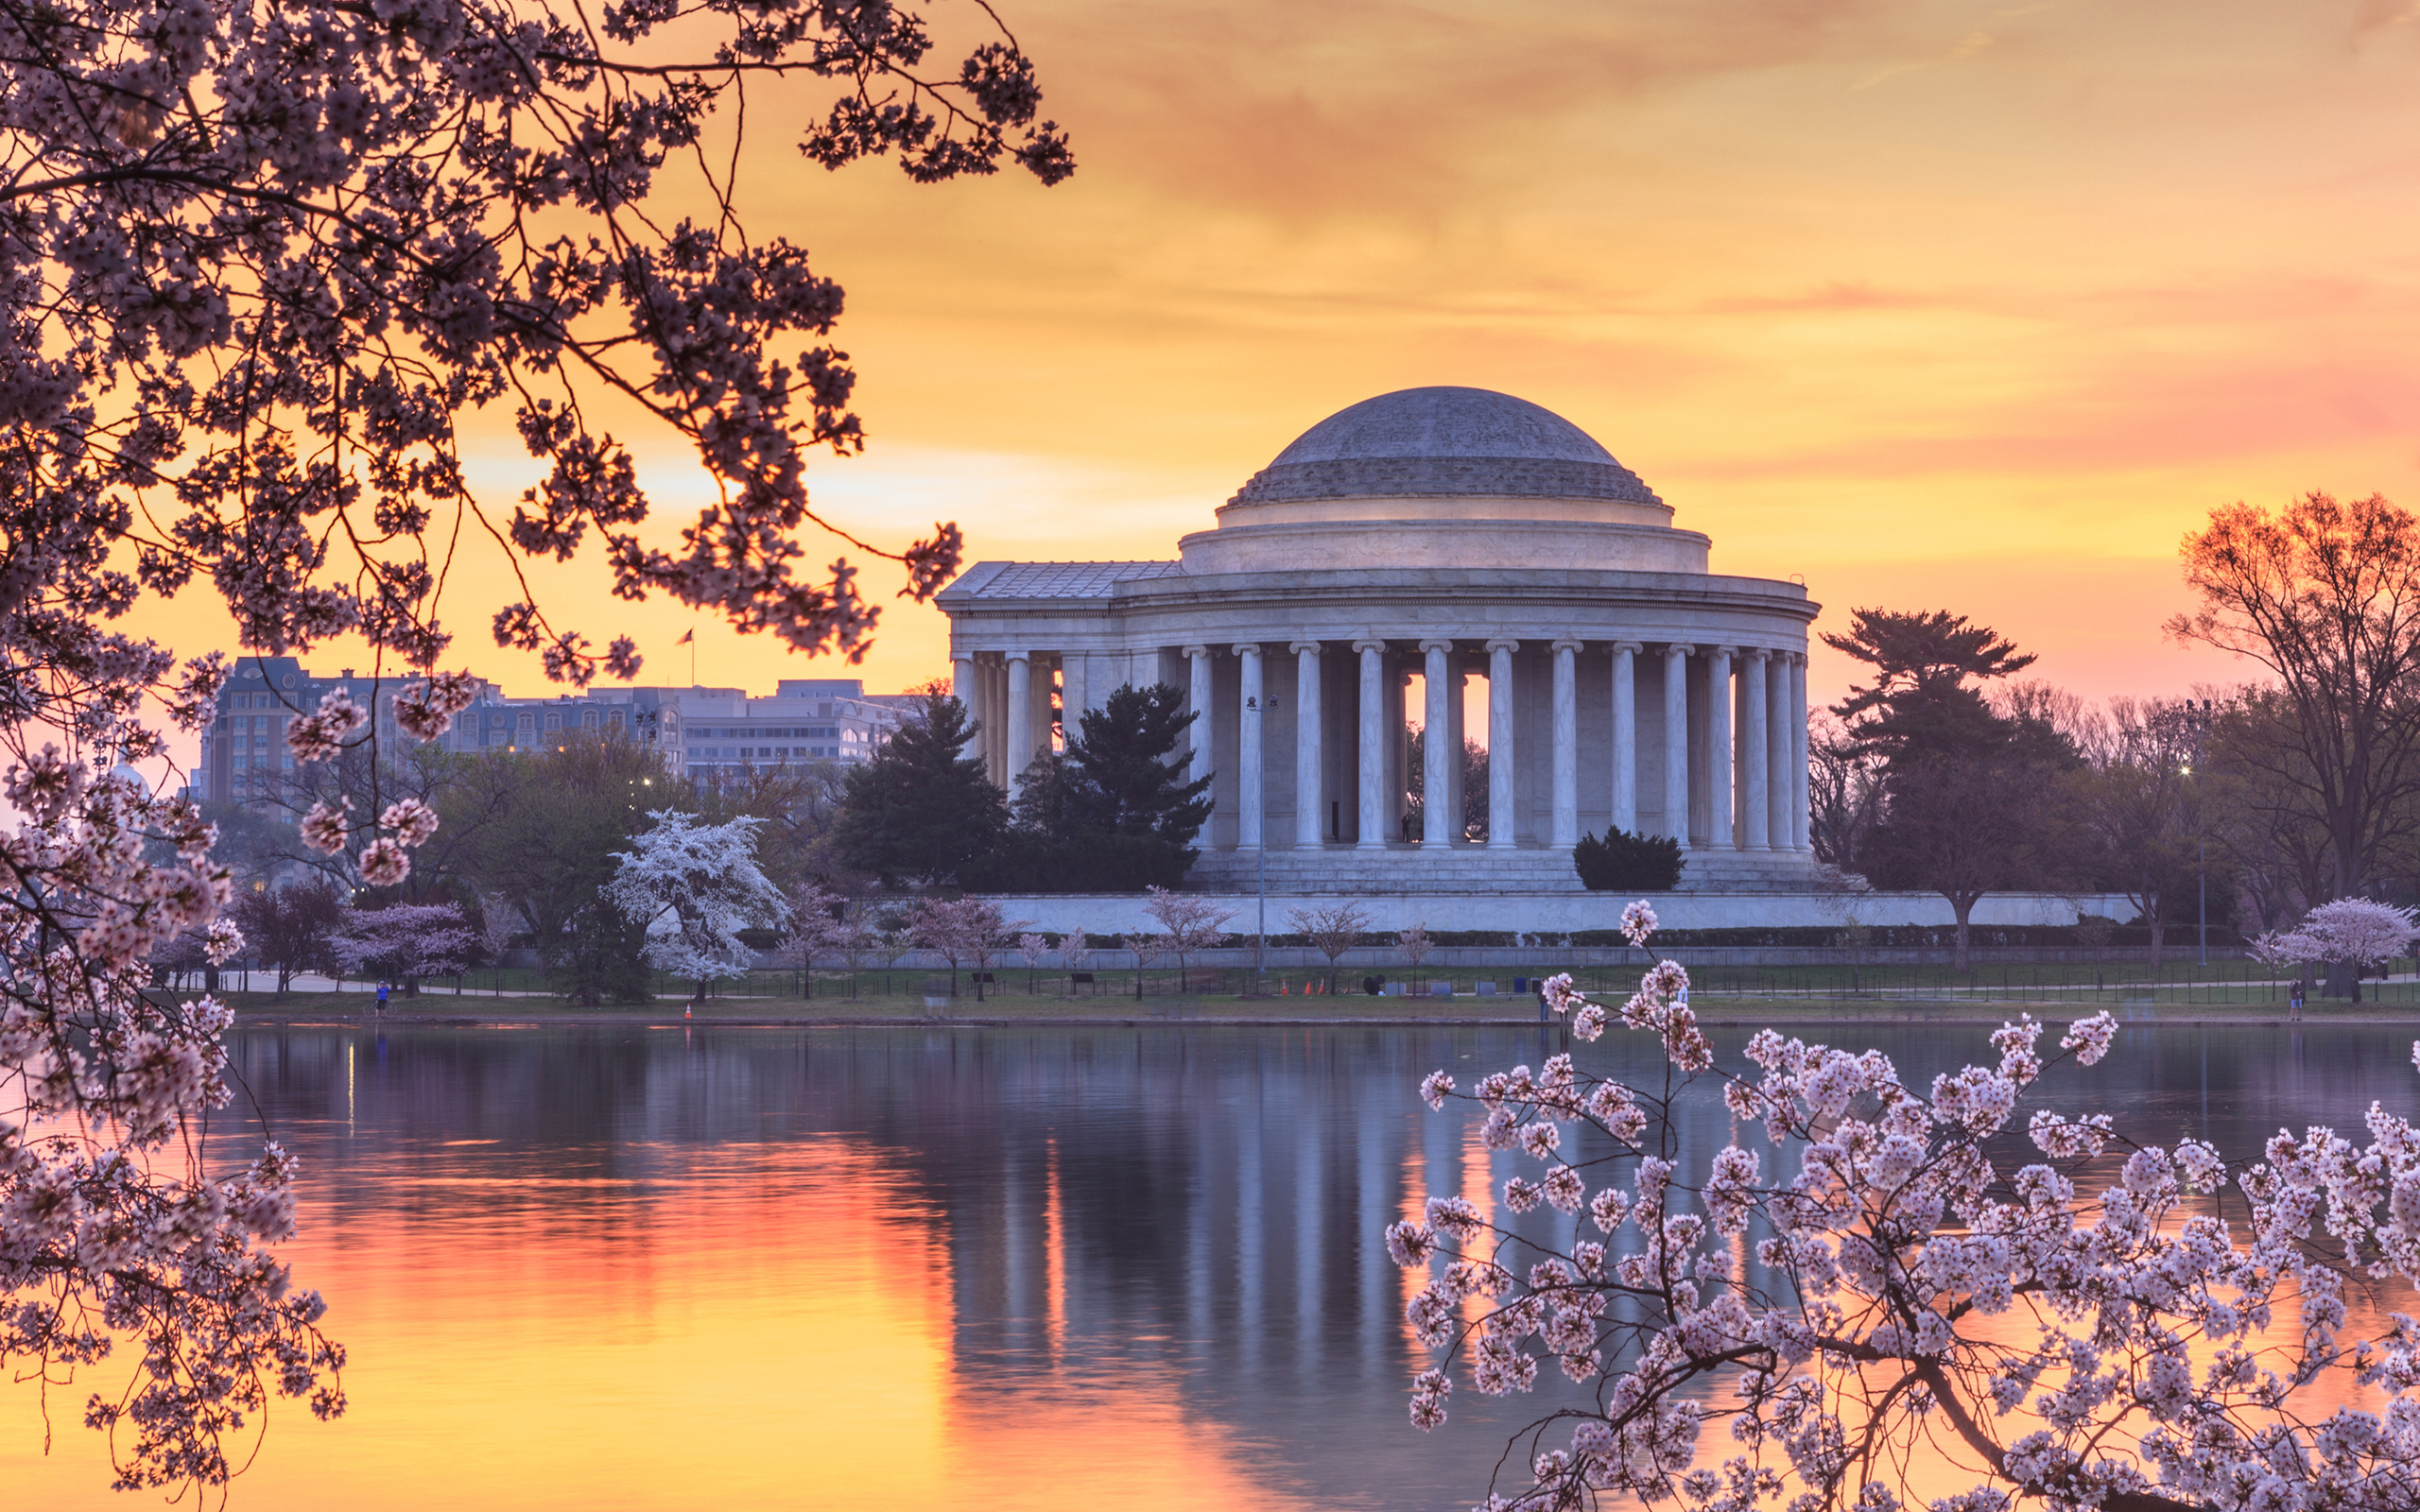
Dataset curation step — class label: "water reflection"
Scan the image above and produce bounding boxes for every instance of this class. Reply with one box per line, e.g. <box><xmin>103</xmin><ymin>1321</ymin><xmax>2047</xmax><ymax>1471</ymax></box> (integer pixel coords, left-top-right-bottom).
<box><xmin>4</xmin><ymin>1021</ymin><xmax>2417</xmax><ymax>1510</ymax></box>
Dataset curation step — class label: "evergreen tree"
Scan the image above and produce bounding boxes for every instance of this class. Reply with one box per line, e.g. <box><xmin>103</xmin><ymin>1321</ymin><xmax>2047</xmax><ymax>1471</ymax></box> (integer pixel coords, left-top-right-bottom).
<box><xmin>1825</xmin><ymin>608</ymin><xmax>2083</xmax><ymax>970</ymax></box>
<box><xmin>967</xmin><ymin>684</ymin><xmax>1208</xmax><ymax>893</ymax></box>
<box><xmin>1061</xmin><ymin>683</ymin><xmax>1213</xmax><ymax>843</ymax></box>
<box><xmin>1824</xmin><ymin>607</ymin><xmax>2036</xmax><ymax>773</ymax></box>
<box><xmin>833</xmin><ymin>688</ymin><xmax>1010</xmax><ymax>886</ymax></box>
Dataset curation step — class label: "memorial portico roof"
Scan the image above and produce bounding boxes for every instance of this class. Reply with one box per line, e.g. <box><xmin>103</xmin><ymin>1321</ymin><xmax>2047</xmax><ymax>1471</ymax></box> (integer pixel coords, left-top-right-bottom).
<box><xmin>942</xmin><ymin>559</ymin><xmax>1184</xmax><ymax>599</ymax></box>
<box><xmin>1228</xmin><ymin>387</ymin><xmax>1661</xmax><ymax>507</ymax></box>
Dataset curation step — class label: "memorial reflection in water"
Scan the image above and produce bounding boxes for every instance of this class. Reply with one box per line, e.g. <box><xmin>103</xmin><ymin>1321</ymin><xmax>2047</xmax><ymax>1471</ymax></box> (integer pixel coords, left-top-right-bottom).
<box><xmin>1</xmin><ymin>1022</ymin><xmax>2411</xmax><ymax>1510</ymax></box>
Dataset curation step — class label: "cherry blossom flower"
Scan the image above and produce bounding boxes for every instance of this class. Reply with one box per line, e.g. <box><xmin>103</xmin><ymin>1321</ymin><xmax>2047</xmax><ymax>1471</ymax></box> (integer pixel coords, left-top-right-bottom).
<box><xmin>356</xmin><ymin>837</ymin><xmax>411</xmax><ymax>886</ymax></box>
<box><xmin>1394</xmin><ymin>899</ymin><xmax>2420</xmax><ymax>1512</ymax></box>
<box><xmin>298</xmin><ymin>796</ymin><xmax>354</xmax><ymax>854</ymax></box>
<box><xmin>379</xmin><ymin>799</ymin><xmax>441</xmax><ymax>849</ymax></box>
<box><xmin>0</xmin><ymin>0</ymin><xmax>1079</xmax><ymax>1489</ymax></box>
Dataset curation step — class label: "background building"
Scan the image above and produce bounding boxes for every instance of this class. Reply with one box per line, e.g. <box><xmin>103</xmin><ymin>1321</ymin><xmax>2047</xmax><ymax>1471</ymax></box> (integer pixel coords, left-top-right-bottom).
<box><xmin>676</xmin><ymin>679</ymin><xmax>913</xmax><ymax>782</ymax></box>
<box><xmin>195</xmin><ymin>662</ymin><xmax>906</xmax><ymax>808</ymax></box>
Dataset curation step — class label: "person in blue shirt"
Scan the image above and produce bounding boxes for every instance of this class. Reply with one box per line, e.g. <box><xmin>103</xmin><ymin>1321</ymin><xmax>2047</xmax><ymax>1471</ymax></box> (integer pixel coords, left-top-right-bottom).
<box><xmin>375</xmin><ymin>980</ymin><xmax>389</xmax><ymax>1016</ymax></box>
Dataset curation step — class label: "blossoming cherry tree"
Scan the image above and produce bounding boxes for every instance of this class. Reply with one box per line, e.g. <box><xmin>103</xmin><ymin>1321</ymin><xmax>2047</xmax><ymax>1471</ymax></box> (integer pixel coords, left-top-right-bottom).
<box><xmin>1389</xmin><ymin>901</ymin><xmax>2420</xmax><ymax>1512</ymax></box>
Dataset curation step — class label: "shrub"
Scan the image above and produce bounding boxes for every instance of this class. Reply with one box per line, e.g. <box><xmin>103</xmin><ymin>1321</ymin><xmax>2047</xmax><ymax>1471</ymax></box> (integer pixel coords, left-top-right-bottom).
<box><xmin>1572</xmin><ymin>827</ymin><xmax>1685</xmax><ymax>891</ymax></box>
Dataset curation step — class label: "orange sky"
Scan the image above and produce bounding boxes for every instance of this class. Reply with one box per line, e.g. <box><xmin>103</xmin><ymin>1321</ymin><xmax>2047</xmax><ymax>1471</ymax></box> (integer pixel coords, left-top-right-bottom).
<box><xmin>126</xmin><ymin>0</ymin><xmax>2420</xmax><ymax>730</ymax></box>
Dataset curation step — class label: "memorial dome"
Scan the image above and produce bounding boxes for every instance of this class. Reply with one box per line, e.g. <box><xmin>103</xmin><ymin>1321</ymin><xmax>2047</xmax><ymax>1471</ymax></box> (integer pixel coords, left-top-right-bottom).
<box><xmin>1227</xmin><ymin>387</ymin><xmax>1661</xmax><ymax>507</ymax></box>
<box><xmin>1184</xmin><ymin>386</ymin><xmax>1702</xmax><ymax>575</ymax></box>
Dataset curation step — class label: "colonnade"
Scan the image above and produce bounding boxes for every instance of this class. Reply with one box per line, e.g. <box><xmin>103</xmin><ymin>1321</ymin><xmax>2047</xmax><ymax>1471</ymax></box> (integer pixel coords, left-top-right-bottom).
<box><xmin>952</xmin><ymin>640</ymin><xmax>1810</xmax><ymax>855</ymax></box>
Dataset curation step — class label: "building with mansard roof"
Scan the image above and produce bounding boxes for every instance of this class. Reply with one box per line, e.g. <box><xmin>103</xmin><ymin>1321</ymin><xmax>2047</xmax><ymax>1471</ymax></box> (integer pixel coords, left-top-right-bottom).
<box><xmin>936</xmin><ymin>386</ymin><xmax>1821</xmax><ymax>896</ymax></box>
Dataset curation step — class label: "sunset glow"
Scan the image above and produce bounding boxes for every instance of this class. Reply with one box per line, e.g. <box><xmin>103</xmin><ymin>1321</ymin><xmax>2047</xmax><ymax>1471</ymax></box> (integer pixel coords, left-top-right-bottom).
<box><xmin>118</xmin><ymin>0</ymin><xmax>2417</xmax><ymax>741</ymax></box>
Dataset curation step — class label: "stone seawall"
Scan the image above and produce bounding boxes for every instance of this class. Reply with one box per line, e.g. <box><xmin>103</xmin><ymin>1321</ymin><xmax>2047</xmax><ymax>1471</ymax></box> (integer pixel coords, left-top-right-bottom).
<box><xmin>959</xmin><ymin>890</ymin><xmax>2133</xmax><ymax>936</ymax></box>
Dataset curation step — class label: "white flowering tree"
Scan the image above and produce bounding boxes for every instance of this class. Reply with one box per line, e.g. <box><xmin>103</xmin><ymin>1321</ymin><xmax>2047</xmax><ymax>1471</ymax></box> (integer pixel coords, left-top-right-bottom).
<box><xmin>1017</xmin><ymin>931</ymin><xmax>1051</xmax><ymax>994</ymax></box>
<box><xmin>1390</xmin><ymin>900</ymin><xmax>2420</xmax><ymax>1512</ymax></box>
<box><xmin>327</xmin><ymin>902</ymin><xmax>477</xmax><ymax>995</ymax></box>
<box><xmin>605</xmin><ymin>812</ymin><xmax>785</xmax><ymax>997</ymax></box>
<box><xmin>1061</xmin><ymin>927</ymin><xmax>1095</xmax><ymax>994</ymax></box>
<box><xmin>2252</xmin><ymin>898</ymin><xmax>2420</xmax><ymax>1005</ymax></box>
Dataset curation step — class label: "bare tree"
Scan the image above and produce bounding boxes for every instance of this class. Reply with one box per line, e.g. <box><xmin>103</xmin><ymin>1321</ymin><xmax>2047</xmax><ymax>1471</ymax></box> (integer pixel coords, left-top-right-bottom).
<box><xmin>1806</xmin><ymin>710</ymin><xmax>1884</xmax><ymax>871</ymax></box>
<box><xmin>2075</xmin><ymin>697</ymin><xmax>2202</xmax><ymax>967</ymax></box>
<box><xmin>1861</xmin><ymin>751</ymin><xmax>2073</xmax><ymax>972</ymax></box>
<box><xmin>1289</xmin><ymin>902</ymin><xmax>1373</xmax><ymax>994</ymax></box>
<box><xmin>2211</xmin><ymin>684</ymin><xmax>2363</xmax><ymax>933</ymax></box>
<box><xmin>1144</xmin><ymin>886</ymin><xmax>1235</xmax><ymax>993</ymax></box>
<box><xmin>1123</xmin><ymin>932</ymin><xmax>1169</xmax><ymax>1000</ymax></box>
<box><xmin>908</xmin><ymin>898</ymin><xmax>1019</xmax><ymax>1002</ymax></box>
<box><xmin>2170</xmin><ymin>492</ymin><xmax>2420</xmax><ymax>915</ymax></box>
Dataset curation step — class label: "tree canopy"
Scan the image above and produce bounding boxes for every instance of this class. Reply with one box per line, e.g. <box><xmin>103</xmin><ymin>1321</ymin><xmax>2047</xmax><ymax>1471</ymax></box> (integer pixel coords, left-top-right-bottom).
<box><xmin>1059</xmin><ymin>683</ymin><xmax>1213</xmax><ymax>844</ymax></box>
<box><xmin>1827</xmin><ymin>612</ymin><xmax>2080</xmax><ymax>969</ymax></box>
<box><xmin>1824</xmin><ymin>608</ymin><xmax>2038</xmax><ymax>771</ymax></box>
<box><xmin>832</xmin><ymin>687</ymin><xmax>1008</xmax><ymax>886</ymax></box>
<box><xmin>2170</xmin><ymin>492</ymin><xmax>2420</xmax><ymax>906</ymax></box>
<box><xmin>0</xmin><ymin>0</ymin><xmax>1072</xmax><ymax>1486</ymax></box>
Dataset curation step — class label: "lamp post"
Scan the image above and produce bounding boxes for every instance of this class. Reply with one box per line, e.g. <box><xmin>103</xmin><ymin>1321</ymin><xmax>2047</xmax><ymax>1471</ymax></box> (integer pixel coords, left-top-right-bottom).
<box><xmin>1246</xmin><ymin>691</ymin><xmax>1270</xmax><ymax>995</ymax></box>
<box><xmin>2182</xmin><ymin>699</ymin><xmax>2213</xmax><ymax>968</ymax></box>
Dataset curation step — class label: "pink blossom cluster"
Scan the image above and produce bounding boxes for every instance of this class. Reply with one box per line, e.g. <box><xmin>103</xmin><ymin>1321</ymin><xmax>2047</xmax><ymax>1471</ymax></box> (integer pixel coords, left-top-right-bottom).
<box><xmin>1392</xmin><ymin>901</ymin><xmax>2420</xmax><ymax>1512</ymax></box>
<box><xmin>1</xmin><ymin>0</ymin><xmax>1079</xmax><ymax>1486</ymax></box>
<box><xmin>1</xmin><ymin>0</ymin><xmax>1072</xmax><ymax>688</ymax></box>
<box><xmin>0</xmin><ymin>731</ymin><xmax>344</xmax><ymax>1492</ymax></box>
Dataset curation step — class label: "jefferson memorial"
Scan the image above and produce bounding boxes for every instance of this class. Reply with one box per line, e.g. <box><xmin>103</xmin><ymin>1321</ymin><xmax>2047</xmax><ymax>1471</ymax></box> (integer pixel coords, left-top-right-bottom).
<box><xmin>938</xmin><ymin>387</ymin><xmax>1821</xmax><ymax>896</ymax></box>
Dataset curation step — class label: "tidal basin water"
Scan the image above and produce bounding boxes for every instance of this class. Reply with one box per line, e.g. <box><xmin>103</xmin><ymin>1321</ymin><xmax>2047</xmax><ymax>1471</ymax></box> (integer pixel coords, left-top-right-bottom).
<box><xmin>7</xmin><ymin>1019</ymin><xmax>2420</xmax><ymax>1510</ymax></box>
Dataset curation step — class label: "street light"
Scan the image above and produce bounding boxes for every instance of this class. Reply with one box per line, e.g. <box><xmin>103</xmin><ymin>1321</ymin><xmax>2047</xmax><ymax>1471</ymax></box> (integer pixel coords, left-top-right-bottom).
<box><xmin>2180</xmin><ymin>699</ymin><xmax>2214</xmax><ymax>968</ymax></box>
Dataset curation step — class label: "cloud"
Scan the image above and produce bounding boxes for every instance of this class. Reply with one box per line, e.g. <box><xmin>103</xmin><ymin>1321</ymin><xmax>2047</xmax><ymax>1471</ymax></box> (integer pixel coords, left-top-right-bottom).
<box><xmin>1022</xmin><ymin>0</ymin><xmax>1901</xmax><ymax>221</ymax></box>
<box><xmin>1851</xmin><ymin>27</ymin><xmax>1996</xmax><ymax>90</ymax></box>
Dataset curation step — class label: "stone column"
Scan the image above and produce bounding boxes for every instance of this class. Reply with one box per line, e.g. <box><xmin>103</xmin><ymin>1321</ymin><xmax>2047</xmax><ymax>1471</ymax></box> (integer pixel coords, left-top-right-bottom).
<box><xmin>1550</xmin><ymin>639</ymin><xmax>1581</xmax><ymax>848</ymax></box>
<box><xmin>1611</xmin><ymin>642</ymin><xmax>1640</xmax><ymax>834</ymax></box>
<box><xmin>1766</xmin><ymin>649</ymin><xmax>1792</xmax><ymax>852</ymax></box>
<box><xmin>1292</xmin><ymin>641</ymin><xmax>1323</xmax><ymax>848</ymax></box>
<box><xmin>1034</xmin><ymin>655</ymin><xmax>1059</xmax><ymax>756</ymax></box>
<box><xmin>952</xmin><ymin>652</ymin><xmax>983</xmax><ymax>767</ymax></box>
<box><xmin>1061</xmin><ymin>652</ymin><xmax>1089</xmax><ymax>730</ymax></box>
<box><xmin>1235</xmin><ymin>643</ymin><xmax>1264</xmax><ymax>851</ymax></box>
<box><xmin>1420</xmin><ymin>640</ymin><xmax>1454</xmax><ymax>848</ymax></box>
<box><xmin>1740</xmin><ymin>651</ymin><xmax>1770</xmax><ymax>850</ymax></box>
<box><xmin>1355</xmin><ymin>639</ymin><xmax>1388</xmax><ymax>850</ymax></box>
<box><xmin>1185</xmin><ymin>644</ymin><xmax>1213</xmax><ymax>793</ymax></box>
<box><xmin>1706</xmin><ymin>647</ymin><xmax>1735</xmax><ymax>849</ymax></box>
<box><xmin>1005</xmin><ymin>652</ymin><xmax>1033</xmax><ymax>799</ymax></box>
<box><xmin>1792</xmin><ymin>653</ymin><xmax>1812</xmax><ymax>852</ymax></box>
<box><xmin>1486</xmin><ymin>639</ymin><xmax>1518</xmax><ymax>850</ymax></box>
<box><xmin>1444</xmin><ymin>655</ymin><xmax>1466</xmax><ymax>844</ymax></box>
<box><xmin>1664</xmin><ymin>644</ymin><xmax>1693</xmax><ymax>847</ymax></box>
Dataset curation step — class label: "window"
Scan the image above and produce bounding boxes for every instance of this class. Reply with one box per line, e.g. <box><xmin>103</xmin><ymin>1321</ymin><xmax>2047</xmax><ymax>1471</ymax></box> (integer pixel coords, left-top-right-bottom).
<box><xmin>545</xmin><ymin>713</ymin><xmax>562</xmax><ymax>730</ymax></box>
